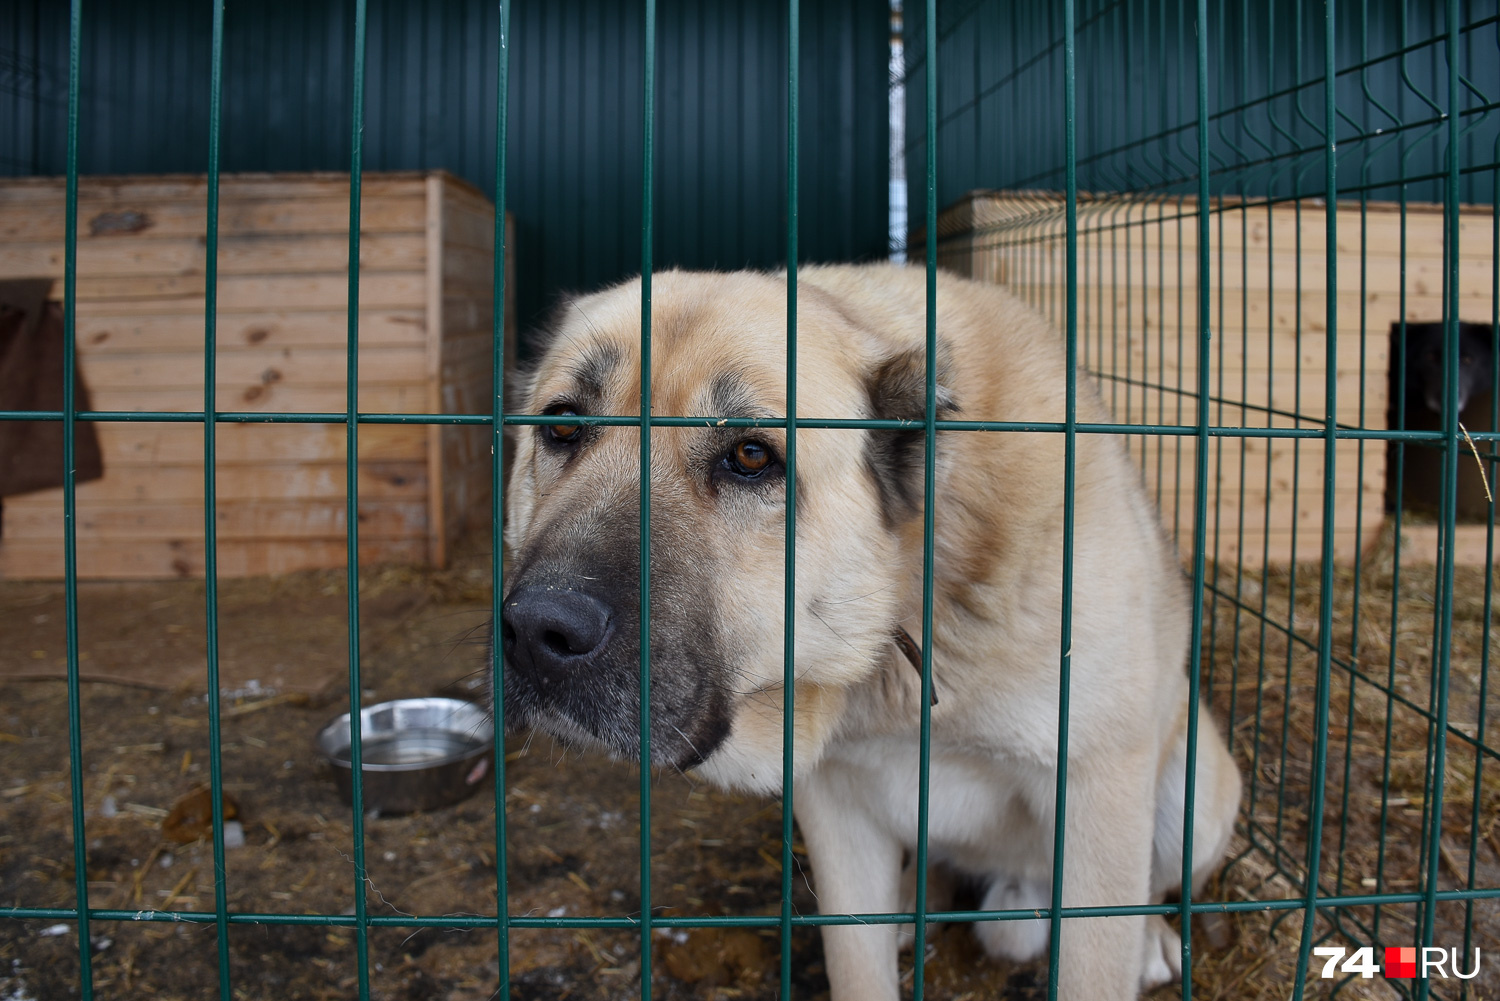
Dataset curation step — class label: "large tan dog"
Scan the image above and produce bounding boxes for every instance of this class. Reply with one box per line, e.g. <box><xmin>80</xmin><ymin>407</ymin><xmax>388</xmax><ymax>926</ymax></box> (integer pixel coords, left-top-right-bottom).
<box><xmin>498</xmin><ymin>263</ymin><xmax>1241</xmax><ymax>1001</ymax></box>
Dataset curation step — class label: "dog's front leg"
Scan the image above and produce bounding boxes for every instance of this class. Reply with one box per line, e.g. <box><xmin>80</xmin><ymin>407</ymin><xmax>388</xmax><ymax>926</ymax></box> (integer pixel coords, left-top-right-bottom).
<box><xmin>1050</xmin><ymin>750</ymin><xmax>1158</xmax><ymax>1001</ymax></box>
<box><xmin>795</xmin><ymin>766</ymin><xmax>905</xmax><ymax>1001</ymax></box>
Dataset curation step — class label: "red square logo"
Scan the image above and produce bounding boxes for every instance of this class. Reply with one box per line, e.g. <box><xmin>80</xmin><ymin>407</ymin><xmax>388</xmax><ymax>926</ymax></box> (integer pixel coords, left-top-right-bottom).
<box><xmin>1385</xmin><ymin>946</ymin><xmax>1417</xmax><ymax>979</ymax></box>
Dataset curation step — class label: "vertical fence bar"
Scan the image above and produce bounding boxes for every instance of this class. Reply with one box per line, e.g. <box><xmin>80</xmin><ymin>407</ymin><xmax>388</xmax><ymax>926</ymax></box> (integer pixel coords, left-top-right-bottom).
<box><xmin>1336</xmin><ymin>0</ymin><xmax>1378</xmax><ymax>910</ymax></box>
<box><xmin>1205</xmin><ymin>0</ymin><xmax>1224</xmax><ymax>745</ymax></box>
<box><xmin>61</xmin><ymin>0</ymin><xmax>93</xmax><ymax>993</ymax></box>
<box><xmin>779</xmin><ymin>0</ymin><xmax>799</xmax><ymax>996</ymax></box>
<box><xmin>1226</xmin><ymin>0</ymin><xmax>1254</xmax><ymax>770</ymax></box>
<box><xmin>1290</xmin><ymin>0</ymin><xmax>1340</xmax><ymax>993</ymax></box>
<box><xmin>1414</xmin><ymin>4</ymin><xmax>1464</xmax><ymax>996</ymax></box>
<box><xmin>491</xmin><ymin>0</ymin><xmax>512</xmax><ymax>995</ymax></box>
<box><xmin>1045</xmin><ymin>0</ymin><xmax>1078</xmax><ymax>996</ymax></box>
<box><xmin>910</xmin><ymin>0</ymin><xmax>939</xmax><ymax>996</ymax></box>
<box><xmin>1376</xmin><ymin>17</ymin><xmax>1413</xmax><ymax>943</ymax></box>
<box><xmin>1464</xmin><ymin>141</ymin><xmax>1500</xmax><ymax>995</ymax></box>
<box><xmin>344</xmin><ymin>0</ymin><xmax>372</xmax><ymax>995</ymax></box>
<box><xmin>1180</xmin><ymin>0</ymin><xmax>1213</xmax><ymax>991</ymax></box>
<box><xmin>201</xmin><ymin>0</ymin><xmax>232</xmax><ymax>991</ymax></box>
<box><xmin>1246</xmin><ymin>0</ymin><xmax>1276</xmax><ymax>869</ymax></box>
<box><xmin>1274</xmin><ymin>7</ymin><xmax>1309</xmax><ymax>872</ymax></box>
<box><xmin>638</xmin><ymin>1</ymin><xmax>657</xmax><ymax>994</ymax></box>
<box><xmin>1414</xmin><ymin>0</ymin><xmax>1443</xmax><ymax>968</ymax></box>
<box><xmin>1387</xmin><ymin>7</ymin><xmax>1444</xmax><ymax>947</ymax></box>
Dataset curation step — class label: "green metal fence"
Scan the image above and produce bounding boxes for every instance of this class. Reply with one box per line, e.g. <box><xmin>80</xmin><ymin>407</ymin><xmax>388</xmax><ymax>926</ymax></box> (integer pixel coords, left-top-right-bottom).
<box><xmin>1</xmin><ymin>0</ymin><xmax>1497</xmax><ymax>999</ymax></box>
<box><xmin>904</xmin><ymin>1</ymin><xmax>1499</xmax><ymax>998</ymax></box>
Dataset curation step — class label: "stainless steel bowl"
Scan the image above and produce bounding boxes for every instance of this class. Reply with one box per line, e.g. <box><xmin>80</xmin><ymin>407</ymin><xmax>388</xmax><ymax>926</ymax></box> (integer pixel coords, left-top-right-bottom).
<box><xmin>314</xmin><ymin>697</ymin><xmax>495</xmax><ymax>814</ymax></box>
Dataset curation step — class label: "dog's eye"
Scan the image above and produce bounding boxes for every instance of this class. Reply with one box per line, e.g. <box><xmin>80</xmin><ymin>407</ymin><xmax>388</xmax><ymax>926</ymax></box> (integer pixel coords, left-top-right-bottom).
<box><xmin>543</xmin><ymin>406</ymin><xmax>582</xmax><ymax>445</ymax></box>
<box><xmin>723</xmin><ymin>440</ymin><xmax>775</xmax><ymax>478</ymax></box>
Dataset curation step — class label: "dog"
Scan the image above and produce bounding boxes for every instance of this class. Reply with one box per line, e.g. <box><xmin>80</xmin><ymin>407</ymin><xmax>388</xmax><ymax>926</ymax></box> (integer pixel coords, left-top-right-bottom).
<box><xmin>1396</xmin><ymin>320</ymin><xmax>1495</xmax><ymax>417</ymax></box>
<box><xmin>1387</xmin><ymin>320</ymin><xmax>1497</xmax><ymax>522</ymax></box>
<box><xmin>497</xmin><ymin>263</ymin><xmax>1242</xmax><ymax>1001</ymax></box>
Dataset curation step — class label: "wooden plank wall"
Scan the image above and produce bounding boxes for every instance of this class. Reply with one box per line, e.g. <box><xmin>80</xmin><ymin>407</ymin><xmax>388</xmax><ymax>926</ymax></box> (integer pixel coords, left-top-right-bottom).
<box><xmin>0</xmin><ymin>171</ymin><xmax>505</xmax><ymax>579</ymax></box>
<box><xmin>926</xmin><ymin>192</ymin><xmax>1496</xmax><ymax>566</ymax></box>
<box><xmin>429</xmin><ymin>177</ymin><xmax>515</xmax><ymax>569</ymax></box>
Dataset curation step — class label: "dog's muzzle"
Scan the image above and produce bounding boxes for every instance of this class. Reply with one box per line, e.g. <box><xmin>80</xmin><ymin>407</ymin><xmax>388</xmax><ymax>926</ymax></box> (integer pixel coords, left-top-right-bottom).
<box><xmin>500</xmin><ymin>585</ymin><xmax>616</xmax><ymax>688</ymax></box>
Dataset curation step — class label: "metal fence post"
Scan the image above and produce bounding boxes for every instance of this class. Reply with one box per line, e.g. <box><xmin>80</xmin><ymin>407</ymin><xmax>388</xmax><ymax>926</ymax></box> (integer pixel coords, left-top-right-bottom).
<box><xmin>491</xmin><ymin>0</ymin><xmax>513</xmax><ymax>995</ymax></box>
<box><xmin>343</xmin><ymin>1</ymin><xmax>372</xmax><ymax>994</ymax></box>
<box><xmin>202</xmin><ymin>0</ymin><xmax>232</xmax><ymax>990</ymax></box>
<box><xmin>637</xmin><ymin>1</ymin><xmax>657</xmax><ymax>993</ymax></box>
<box><xmin>61</xmin><ymin>0</ymin><xmax>93</xmax><ymax>992</ymax></box>
<box><xmin>779</xmin><ymin>0</ymin><xmax>800</xmax><ymax>996</ymax></box>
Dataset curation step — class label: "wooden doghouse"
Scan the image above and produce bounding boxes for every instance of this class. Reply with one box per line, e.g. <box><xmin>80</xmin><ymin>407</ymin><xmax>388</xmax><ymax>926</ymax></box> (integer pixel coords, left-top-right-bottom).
<box><xmin>0</xmin><ymin>171</ymin><xmax>514</xmax><ymax>579</ymax></box>
<box><xmin>916</xmin><ymin>191</ymin><xmax>1495</xmax><ymax>566</ymax></box>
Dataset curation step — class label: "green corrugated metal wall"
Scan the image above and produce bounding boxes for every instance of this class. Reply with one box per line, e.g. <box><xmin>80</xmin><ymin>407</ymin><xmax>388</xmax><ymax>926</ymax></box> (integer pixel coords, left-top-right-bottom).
<box><xmin>0</xmin><ymin>0</ymin><xmax>890</xmax><ymax>330</ymax></box>
<box><xmin>905</xmin><ymin>0</ymin><xmax>1498</xmax><ymax>211</ymax></box>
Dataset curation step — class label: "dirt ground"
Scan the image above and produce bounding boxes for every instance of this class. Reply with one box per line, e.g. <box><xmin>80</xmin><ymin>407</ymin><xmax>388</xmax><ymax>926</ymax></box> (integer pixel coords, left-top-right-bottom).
<box><xmin>0</xmin><ymin>532</ymin><xmax>1495</xmax><ymax>1000</ymax></box>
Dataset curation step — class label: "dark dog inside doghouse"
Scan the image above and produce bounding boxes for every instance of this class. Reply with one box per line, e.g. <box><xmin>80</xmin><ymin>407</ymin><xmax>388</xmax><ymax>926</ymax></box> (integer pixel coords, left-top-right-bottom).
<box><xmin>1385</xmin><ymin>320</ymin><xmax>1497</xmax><ymax>522</ymax></box>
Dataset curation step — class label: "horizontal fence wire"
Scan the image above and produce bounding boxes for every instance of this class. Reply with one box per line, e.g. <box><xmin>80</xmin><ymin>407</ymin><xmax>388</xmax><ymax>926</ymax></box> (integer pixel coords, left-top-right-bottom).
<box><xmin>3</xmin><ymin>410</ymin><xmax>1499</xmax><ymax>442</ymax></box>
<box><xmin>7</xmin><ymin>888</ymin><xmax>1500</xmax><ymax>928</ymax></box>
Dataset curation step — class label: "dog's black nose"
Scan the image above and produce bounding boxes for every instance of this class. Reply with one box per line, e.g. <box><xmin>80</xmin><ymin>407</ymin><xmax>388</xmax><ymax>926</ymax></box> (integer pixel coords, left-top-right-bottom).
<box><xmin>501</xmin><ymin>587</ymin><xmax>614</xmax><ymax>681</ymax></box>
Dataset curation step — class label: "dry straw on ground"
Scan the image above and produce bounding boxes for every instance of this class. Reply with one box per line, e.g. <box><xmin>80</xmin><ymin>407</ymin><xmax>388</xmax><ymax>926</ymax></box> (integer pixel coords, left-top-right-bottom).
<box><xmin>1</xmin><ymin>523</ymin><xmax>1495</xmax><ymax>999</ymax></box>
<box><xmin>1190</xmin><ymin>521</ymin><xmax>1499</xmax><ymax>1000</ymax></box>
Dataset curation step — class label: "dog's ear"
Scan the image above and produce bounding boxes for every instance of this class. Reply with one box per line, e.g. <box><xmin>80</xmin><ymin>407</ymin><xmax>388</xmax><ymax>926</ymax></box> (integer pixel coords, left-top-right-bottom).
<box><xmin>862</xmin><ymin>343</ymin><xmax>959</xmax><ymax>527</ymax></box>
<box><xmin>524</xmin><ymin>290</ymin><xmax>587</xmax><ymax>365</ymax></box>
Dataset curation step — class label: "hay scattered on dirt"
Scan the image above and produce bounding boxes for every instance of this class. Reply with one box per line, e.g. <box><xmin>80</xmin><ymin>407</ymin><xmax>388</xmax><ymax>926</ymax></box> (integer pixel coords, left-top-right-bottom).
<box><xmin>1195</xmin><ymin>521</ymin><xmax>1499</xmax><ymax>999</ymax></box>
<box><xmin>1</xmin><ymin>524</ymin><xmax>1495</xmax><ymax>999</ymax></box>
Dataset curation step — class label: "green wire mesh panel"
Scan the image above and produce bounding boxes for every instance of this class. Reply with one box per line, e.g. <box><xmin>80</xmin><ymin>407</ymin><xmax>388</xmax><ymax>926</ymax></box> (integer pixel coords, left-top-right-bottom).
<box><xmin>1</xmin><ymin>0</ymin><xmax>1496</xmax><ymax>999</ymax></box>
<box><xmin>910</xmin><ymin>0</ymin><xmax>1499</xmax><ymax>997</ymax></box>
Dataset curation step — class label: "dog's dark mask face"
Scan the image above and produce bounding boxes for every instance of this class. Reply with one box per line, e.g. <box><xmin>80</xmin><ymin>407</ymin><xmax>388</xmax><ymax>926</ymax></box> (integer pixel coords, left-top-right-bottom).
<box><xmin>496</xmin><ymin>478</ymin><xmax>736</xmax><ymax>770</ymax></box>
<box><xmin>490</xmin><ymin>271</ymin><xmax>942</xmax><ymax>781</ymax></box>
<box><xmin>1397</xmin><ymin>320</ymin><xmax>1497</xmax><ymax>417</ymax></box>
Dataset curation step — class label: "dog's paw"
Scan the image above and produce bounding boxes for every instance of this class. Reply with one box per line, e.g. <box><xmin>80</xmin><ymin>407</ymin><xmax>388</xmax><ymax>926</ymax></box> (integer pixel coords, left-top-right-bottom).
<box><xmin>1140</xmin><ymin>915</ymin><xmax>1182</xmax><ymax>990</ymax></box>
<box><xmin>896</xmin><ymin>858</ymin><xmax>956</xmax><ymax>951</ymax></box>
<box><xmin>972</xmin><ymin>878</ymin><xmax>1050</xmax><ymax>962</ymax></box>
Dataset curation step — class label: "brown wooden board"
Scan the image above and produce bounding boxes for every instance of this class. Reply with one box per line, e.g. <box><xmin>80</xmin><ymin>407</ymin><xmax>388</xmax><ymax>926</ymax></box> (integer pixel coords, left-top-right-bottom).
<box><xmin>74</xmin><ymin>309</ymin><xmax>430</xmax><ymax>352</ymax></box>
<box><xmin>3</xmin><ymin>499</ymin><xmax>428</xmax><ymax>541</ymax></box>
<box><xmin>918</xmin><ymin>190</ymin><xmax>1490</xmax><ymax>565</ymax></box>
<box><xmin>1</xmin><ymin>460</ymin><xmax>428</xmax><ymax>504</ymax></box>
<box><xmin>0</xmin><ymin>232</ymin><xmax>429</xmax><ymax>279</ymax></box>
<box><xmin>0</xmin><ymin>537</ymin><xmax>429</xmax><ymax>579</ymax></box>
<box><xmin>0</xmin><ymin>171</ymin><xmax>510</xmax><ymax>579</ymax></box>
<box><xmin>86</xmin><ymin>423</ymin><xmax>426</xmax><ymax>466</ymax></box>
